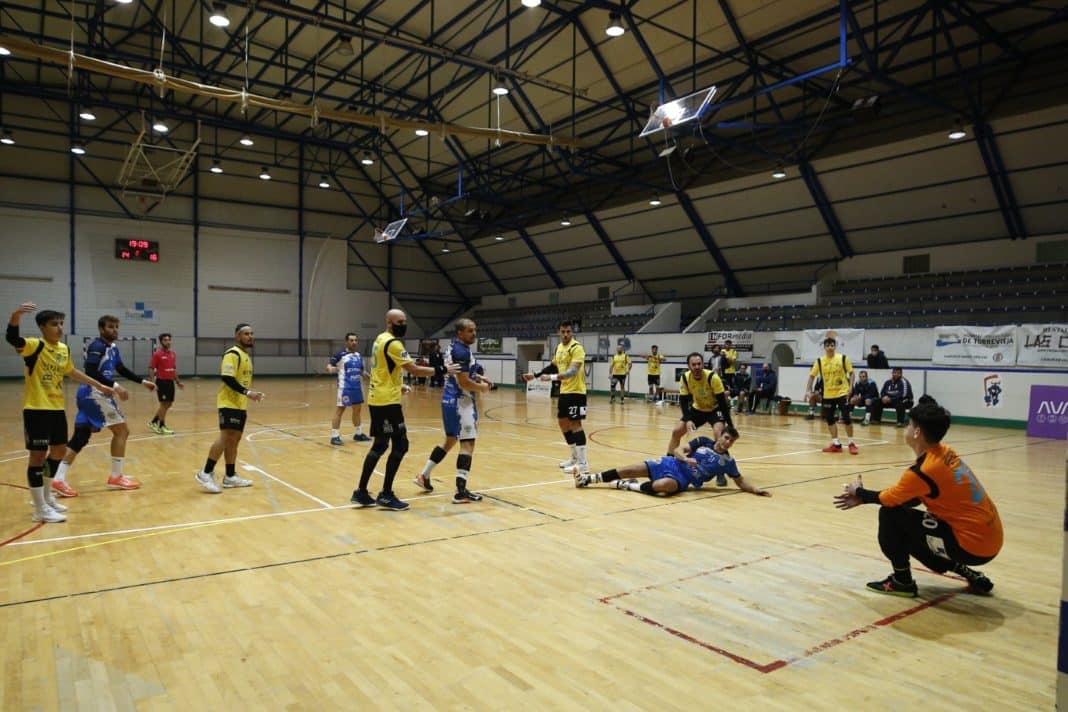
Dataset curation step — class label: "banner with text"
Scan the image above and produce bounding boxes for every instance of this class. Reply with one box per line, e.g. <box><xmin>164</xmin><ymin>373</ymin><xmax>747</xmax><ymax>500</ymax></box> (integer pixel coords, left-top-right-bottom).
<box><xmin>1017</xmin><ymin>324</ymin><xmax>1068</xmax><ymax>367</ymax></box>
<box><xmin>932</xmin><ymin>325</ymin><xmax>1017</xmax><ymax>366</ymax></box>
<box><xmin>800</xmin><ymin>328</ymin><xmax>865</xmax><ymax>363</ymax></box>
<box><xmin>705</xmin><ymin>330</ymin><xmax>754</xmax><ymax>355</ymax></box>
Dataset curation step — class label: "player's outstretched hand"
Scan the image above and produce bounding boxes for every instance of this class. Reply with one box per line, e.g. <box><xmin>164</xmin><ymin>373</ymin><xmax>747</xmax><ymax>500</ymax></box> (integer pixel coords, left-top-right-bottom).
<box><xmin>521</xmin><ymin>373</ymin><xmax>535</xmax><ymax>382</ymax></box>
<box><xmin>113</xmin><ymin>383</ymin><xmax>130</xmax><ymax>402</ymax></box>
<box><xmin>833</xmin><ymin>475</ymin><xmax>863</xmax><ymax>510</ymax></box>
<box><xmin>247</xmin><ymin>390</ymin><xmax>264</xmax><ymax>402</ymax></box>
<box><xmin>751</xmin><ymin>487</ymin><xmax>771</xmax><ymax>497</ymax></box>
<box><xmin>142</xmin><ymin>380</ymin><xmax>157</xmax><ymax>392</ymax></box>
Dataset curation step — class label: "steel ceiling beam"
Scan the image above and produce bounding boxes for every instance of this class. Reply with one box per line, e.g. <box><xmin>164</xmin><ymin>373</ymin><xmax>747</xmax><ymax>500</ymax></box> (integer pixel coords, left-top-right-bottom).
<box><xmin>798</xmin><ymin>160</ymin><xmax>853</xmax><ymax>258</ymax></box>
<box><xmin>675</xmin><ymin>192</ymin><xmax>743</xmax><ymax>297</ymax></box>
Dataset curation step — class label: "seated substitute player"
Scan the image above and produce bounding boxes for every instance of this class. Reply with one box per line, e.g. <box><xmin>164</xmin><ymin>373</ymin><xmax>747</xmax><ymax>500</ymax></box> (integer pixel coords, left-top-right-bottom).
<box><xmin>570</xmin><ymin>426</ymin><xmax>769</xmax><ymax>497</ymax></box>
<box><xmin>833</xmin><ymin>396</ymin><xmax>1001</xmax><ymax>597</ymax></box>
<box><xmin>6</xmin><ymin>302</ymin><xmax>115</xmax><ymax>522</ymax></box>
<box><xmin>731</xmin><ymin>362</ymin><xmax>752</xmax><ymax>414</ymax></box>
<box><xmin>850</xmin><ymin>370</ymin><xmax>880</xmax><ymax>426</ymax></box>
<box><xmin>326</xmin><ymin>332</ymin><xmax>371</xmax><ymax>445</ymax></box>
<box><xmin>665</xmin><ymin>352</ymin><xmax>733</xmax><ymax>456</ymax></box>
<box><xmin>51</xmin><ymin>315</ymin><xmax>156</xmax><ymax>496</ymax></box>
<box><xmin>413</xmin><ymin>318</ymin><xmax>494</xmax><ymax>503</ymax></box>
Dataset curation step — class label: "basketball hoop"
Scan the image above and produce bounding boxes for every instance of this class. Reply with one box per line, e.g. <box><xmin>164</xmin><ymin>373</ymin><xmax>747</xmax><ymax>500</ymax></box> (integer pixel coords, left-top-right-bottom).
<box><xmin>373</xmin><ymin>227</ymin><xmax>385</xmax><ymax>243</ymax></box>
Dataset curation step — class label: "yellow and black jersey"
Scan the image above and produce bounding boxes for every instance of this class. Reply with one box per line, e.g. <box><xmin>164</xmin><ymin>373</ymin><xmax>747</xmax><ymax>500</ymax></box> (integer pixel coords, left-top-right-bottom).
<box><xmin>19</xmin><ymin>337</ymin><xmax>73</xmax><ymax>410</ymax></box>
<box><xmin>553</xmin><ymin>340</ymin><xmax>586</xmax><ymax>395</ymax></box>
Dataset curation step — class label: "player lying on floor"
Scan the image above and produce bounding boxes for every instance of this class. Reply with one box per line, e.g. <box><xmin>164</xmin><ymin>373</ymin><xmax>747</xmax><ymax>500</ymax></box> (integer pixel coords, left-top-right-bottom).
<box><xmin>569</xmin><ymin>426</ymin><xmax>770</xmax><ymax>497</ymax></box>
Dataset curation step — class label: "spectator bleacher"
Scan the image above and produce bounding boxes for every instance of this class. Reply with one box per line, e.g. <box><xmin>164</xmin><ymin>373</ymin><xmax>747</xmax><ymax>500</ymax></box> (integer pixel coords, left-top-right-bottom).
<box><xmin>475</xmin><ymin>299</ymin><xmax>635</xmax><ymax>339</ymax></box>
<box><xmin>710</xmin><ymin>263</ymin><xmax>1068</xmax><ymax>331</ymax></box>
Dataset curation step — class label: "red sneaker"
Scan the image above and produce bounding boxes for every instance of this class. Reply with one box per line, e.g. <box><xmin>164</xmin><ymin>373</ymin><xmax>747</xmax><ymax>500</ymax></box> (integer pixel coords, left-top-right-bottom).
<box><xmin>51</xmin><ymin>479</ymin><xmax>79</xmax><ymax>497</ymax></box>
<box><xmin>107</xmin><ymin>474</ymin><xmax>141</xmax><ymax>490</ymax></box>
<box><xmin>848</xmin><ymin>443</ymin><xmax>859</xmax><ymax>455</ymax></box>
<box><xmin>822</xmin><ymin>443</ymin><xmax>843</xmax><ymax>453</ymax></box>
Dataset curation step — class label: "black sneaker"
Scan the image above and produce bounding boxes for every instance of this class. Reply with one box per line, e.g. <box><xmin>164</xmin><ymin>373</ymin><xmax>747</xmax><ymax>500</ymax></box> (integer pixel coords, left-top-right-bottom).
<box><xmin>376</xmin><ymin>492</ymin><xmax>410</xmax><ymax>511</ymax></box>
<box><xmin>866</xmin><ymin>575</ymin><xmax>918</xmax><ymax>598</ymax></box>
<box><xmin>957</xmin><ymin>567</ymin><xmax>994</xmax><ymax>594</ymax></box>
<box><xmin>452</xmin><ymin>490</ymin><xmax>483</xmax><ymax>504</ymax></box>
<box><xmin>413</xmin><ymin>474</ymin><xmax>434</xmax><ymax>492</ymax></box>
<box><xmin>353</xmin><ymin>433</ymin><xmax>372</xmax><ymax>442</ymax></box>
<box><xmin>716</xmin><ymin>476</ymin><xmax>728</xmax><ymax>487</ymax></box>
<box><xmin>350</xmin><ymin>489</ymin><xmax>377</xmax><ymax>508</ymax></box>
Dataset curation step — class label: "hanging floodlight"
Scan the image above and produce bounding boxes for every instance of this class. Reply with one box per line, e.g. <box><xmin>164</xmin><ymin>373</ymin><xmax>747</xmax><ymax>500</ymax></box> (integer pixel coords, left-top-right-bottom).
<box><xmin>209</xmin><ymin>3</ymin><xmax>231</xmax><ymax>28</ymax></box>
<box><xmin>605</xmin><ymin>12</ymin><xmax>625</xmax><ymax>37</ymax></box>
<box><xmin>337</xmin><ymin>34</ymin><xmax>355</xmax><ymax>57</ymax></box>
<box><xmin>771</xmin><ymin>166</ymin><xmax>787</xmax><ymax>179</ymax></box>
<box><xmin>113</xmin><ymin>0</ymin><xmax>133</xmax><ymax>5</ymax></box>
<box><xmin>361</xmin><ymin>152</ymin><xmax>374</xmax><ymax>166</ymax></box>
<box><xmin>152</xmin><ymin>119</ymin><xmax>169</xmax><ymax>133</ymax></box>
<box><xmin>492</xmin><ymin>72</ymin><xmax>509</xmax><ymax>96</ymax></box>
<box><xmin>239</xmin><ymin>134</ymin><xmax>254</xmax><ymax>146</ymax></box>
<box><xmin>0</xmin><ymin>128</ymin><xmax>14</xmax><ymax>145</ymax></box>
<box><xmin>948</xmin><ymin>119</ymin><xmax>967</xmax><ymax>141</ymax></box>
<box><xmin>415</xmin><ymin>128</ymin><xmax>429</xmax><ymax>137</ymax></box>
<box><xmin>318</xmin><ymin>174</ymin><xmax>331</xmax><ymax>189</ymax></box>
<box><xmin>0</xmin><ymin>46</ymin><xmax>11</xmax><ymax>56</ymax></box>
<box><xmin>521</xmin><ymin>0</ymin><xmax>542</xmax><ymax>7</ymax></box>
<box><xmin>560</xmin><ymin>216</ymin><xmax>572</xmax><ymax>226</ymax></box>
<box><xmin>70</xmin><ymin>141</ymin><xmax>86</xmax><ymax>155</ymax></box>
<box><xmin>649</xmin><ymin>196</ymin><xmax>662</xmax><ymax>206</ymax></box>
<box><xmin>209</xmin><ymin>159</ymin><xmax>223</xmax><ymax>174</ymax></box>
<box><xmin>79</xmin><ymin>106</ymin><xmax>97</xmax><ymax>121</ymax></box>
<box><xmin>259</xmin><ymin>166</ymin><xmax>271</xmax><ymax>180</ymax></box>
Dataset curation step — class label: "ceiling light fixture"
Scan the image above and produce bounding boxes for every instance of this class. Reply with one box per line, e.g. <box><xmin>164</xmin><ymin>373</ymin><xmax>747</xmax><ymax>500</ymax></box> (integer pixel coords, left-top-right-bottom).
<box><xmin>560</xmin><ymin>217</ymin><xmax>572</xmax><ymax>226</ymax></box>
<box><xmin>239</xmin><ymin>133</ymin><xmax>254</xmax><ymax>146</ymax></box>
<box><xmin>605</xmin><ymin>12</ymin><xmax>625</xmax><ymax>37</ymax></box>
<box><xmin>415</xmin><ymin>128</ymin><xmax>429</xmax><ymax>137</ymax></box>
<box><xmin>0</xmin><ymin>46</ymin><xmax>11</xmax><ymax>57</ymax></box>
<box><xmin>336</xmin><ymin>34</ymin><xmax>354</xmax><ymax>56</ymax></box>
<box><xmin>70</xmin><ymin>142</ymin><xmax>86</xmax><ymax>155</ymax></box>
<box><xmin>948</xmin><ymin>119</ymin><xmax>967</xmax><ymax>141</ymax></box>
<box><xmin>1</xmin><ymin>129</ymin><xmax>14</xmax><ymax>146</ymax></box>
<box><xmin>771</xmin><ymin>167</ymin><xmax>787</xmax><ymax>179</ymax></box>
<box><xmin>209</xmin><ymin>159</ymin><xmax>223</xmax><ymax>174</ymax></box>
<box><xmin>361</xmin><ymin>152</ymin><xmax>374</xmax><ymax>166</ymax></box>
<box><xmin>492</xmin><ymin>72</ymin><xmax>509</xmax><ymax>96</ymax></box>
<box><xmin>649</xmin><ymin>196</ymin><xmax>662</xmax><ymax>206</ymax></box>
<box><xmin>318</xmin><ymin>174</ymin><xmax>331</xmax><ymax>189</ymax></box>
<box><xmin>79</xmin><ymin>107</ymin><xmax>97</xmax><ymax>121</ymax></box>
<box><xmin>494</xmin><ymin>235</ymin><xmax>505</xmax><ymax>241</ymax></box>
<box><xmin>259</xmin><ymin>166</ymin><xmax>271</xmax><ymax>180</ymax></box>
<box><xmin>441</xmin><ymin>246</ymin><xmax>451</xmax><ymax>253</ymax></box>
<box><xmin>113</xmin><ymin>0</ymin><xmax>133</xmax><ymax>5</ymax></box>
<box><xmin>152</xmin><ymin>119</ymin><xmax>169</xmax><ymax>133</ymax></box>
<box><xmin>209</xmin><ymin>2</ymin><xmax>231</xmax><ymax>28</ymax></box>
<box><xmin>521</xmin><ymin>0</ymin><xmax>541</xmax><ymax>7</ymax></box>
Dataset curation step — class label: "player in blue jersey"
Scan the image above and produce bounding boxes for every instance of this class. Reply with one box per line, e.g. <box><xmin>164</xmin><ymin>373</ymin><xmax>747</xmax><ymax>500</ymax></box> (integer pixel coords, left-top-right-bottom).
<box><xmin>51</xmin><ymin>315</ymin><xmax>156</xmax><ymax>496</ymax></box>
<box><xmin>326</xmin><ymin>332</ymin><xmax>370</xmax><ymax>445</ymax></box>
<box><xmin>570</xmin><ymin>426</ymin><xmax>770</xmax><ymax>497</ymax></box>
<box><xmin>414</xmin><ymin>318</ymin><xmax>494</xmax><ymax>503</ymax></box>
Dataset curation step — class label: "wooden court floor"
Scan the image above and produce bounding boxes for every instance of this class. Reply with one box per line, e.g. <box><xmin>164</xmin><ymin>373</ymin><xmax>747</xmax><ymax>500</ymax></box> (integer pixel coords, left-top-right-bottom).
<box><xmin>0</xmin><ymin>377</ymin><xmax>1062</xmax><ymax>710</ymax></box>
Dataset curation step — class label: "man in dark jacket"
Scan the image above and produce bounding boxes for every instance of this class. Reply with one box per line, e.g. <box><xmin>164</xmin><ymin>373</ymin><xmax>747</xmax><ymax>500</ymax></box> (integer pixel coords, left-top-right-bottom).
<box><xmin>866</xmin><ymin>345</ymin><xmax>889</xmax><ymax>369</ymax></box>
<box><xmin>850</xmin><ymin>371</ymin><xmax>880</xmax><ymax>425</ymax></box>
<box><xmin>749</xmin><ymin>363</ymin><xmax>777</xmax><ymax>413</ymax></box>
<box><xmin>873</xmin><ymin>368</ymin><xmax>914</xmax><ymax>426</ymax></box>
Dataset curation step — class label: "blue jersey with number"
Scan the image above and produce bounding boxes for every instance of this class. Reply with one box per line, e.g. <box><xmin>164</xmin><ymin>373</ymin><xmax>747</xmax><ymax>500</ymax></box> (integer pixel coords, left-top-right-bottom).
<box><xmin>330</xmin><ymin>350</ymin><xmax>365</xmax><ymax>391</ymax></box>
<box><xmin>443</xmin><ymin>339</ymin><xmax>479</xmax><ymax>402</ymax></box>
<box><xmin>76</xmin><ymin>337</ymin><xmax>124</xmax><ymax>397</ymax></box>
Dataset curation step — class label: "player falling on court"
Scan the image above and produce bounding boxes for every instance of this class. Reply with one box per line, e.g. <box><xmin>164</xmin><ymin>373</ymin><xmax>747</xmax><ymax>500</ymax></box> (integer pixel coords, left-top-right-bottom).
<box><xmin>51</xmin><ymin>315</ymin><xmax>156</xmax><ymax>496</ymax></box>
<box><xmin>6</xmin><ymin>302</ymin><xmax>115</xmax><ymax>522</ymax></box>
<box><xmin>522</xmin><ymin>320</ymin><xmax>590</xmax><ymax>473</ymax></box>
<box><xmin>665</xmin><ymin>352</ymin><xmax>733</xmax><ymax>469</ymax></box>
<box><xmin>326</xmin><ymin>332</ymin><xmax>371</xmax><ymax>445</ymax></box>
<box><xmin>413</xmin><ymin>318</ymin><xmax>495</xmax><ymax>503</ymax></box>
<box><xmin>570</xmin><ymin>426</ymin><xmax>769</xmax><ymax>497</ymax></box>
<box><xmin>148</xmin><ymin>332</ymin><xmax>183</xmax><ymax>435</ymax></box>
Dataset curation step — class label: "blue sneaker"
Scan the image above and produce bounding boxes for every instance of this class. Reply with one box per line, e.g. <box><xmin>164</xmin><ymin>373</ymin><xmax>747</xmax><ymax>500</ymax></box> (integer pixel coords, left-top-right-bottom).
<box><xmin>353</xmin><ymin>433</ymin><xmax>371</xmax><ymax>442</ymax></box>
<box><xmin>375</xmin><ymin>492</ymin><xmax>410</xmax><ymax>511</ymax></box>
<box><xmin>330</xmin><ymin>436</ymin><xmax>344</xmax><ymax>446</ymax></box>
<box><xmin>350</xmin><ymin>489</ymin><xmax>377</xmax><ymax>508</ymax></box>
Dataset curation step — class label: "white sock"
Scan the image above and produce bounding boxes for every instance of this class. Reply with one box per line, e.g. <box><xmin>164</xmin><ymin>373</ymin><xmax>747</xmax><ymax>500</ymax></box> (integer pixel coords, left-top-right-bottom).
<box><xmin>332</xmin><ymin>429</ymin><xmax>340</xmax><ymax>438</ymax></box>
<box><xmin>832</xmin><ymin>438</ymin><xmax>841</xmax><ymax>446</ymax></box>
<box><xmin>569</xmin><ymin>444</ymin><xmax>578</xmax><ymax>461</ymax></box>
<box><xmin>456</xmin><ymin>469</ymin><xmax>470</xmax><ymax>490</ymax></box>
<box><xmin>30</xmin><ymin>486</ymin><xmax>46</xmax><ymax>511</ymax></box>
<box><xmin>848</xmin><ymin>438</ymin><xmax>855</xmax><ymax>445</ymax></box>
<box><xmin>623</xmin><ymin>480</ymin><xmax>642</xmax><ymax>492</ymax></box>
<box><xmin>421</xmin><ymin>459</ymin><xmax>438</xmax><ymax>477</ymax></box>
<box><xmin>576</xmin><ymin>445</ymin><xmax>588</xmax><ymax>465</ymax></box>
<box><xmin>54</xmin><ymin>461</ymin><xmax>71</xmax><ymax>483</ymax></box>
<box><xmin>43</xmin><ymin>478</ymin><xmax>58</xmax><ymax>506</ymax></box>
<box><xmin>111</xmin><ymin>457</ymin><xmax>123</xmax><ymax>477</ymax></box>
<box><xmin>354</xmin><ymin>426</ymin><xmax>363</xmax><ymax>435</ymax></box>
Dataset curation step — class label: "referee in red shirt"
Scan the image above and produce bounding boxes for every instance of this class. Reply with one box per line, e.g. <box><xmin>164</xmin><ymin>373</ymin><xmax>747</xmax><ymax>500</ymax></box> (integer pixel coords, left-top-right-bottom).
<box><xmin>148</xmin><ymin>333</ymin><xmax>184</xmax><ymax>434</ymax></box>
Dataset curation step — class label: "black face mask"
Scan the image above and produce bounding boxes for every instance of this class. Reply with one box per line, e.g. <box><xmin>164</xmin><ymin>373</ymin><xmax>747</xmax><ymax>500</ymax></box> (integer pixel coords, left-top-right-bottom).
<box><xmin>391</xmin><ymin>323</ymin><xmax>407</xmax><ymax>338</ymax></box>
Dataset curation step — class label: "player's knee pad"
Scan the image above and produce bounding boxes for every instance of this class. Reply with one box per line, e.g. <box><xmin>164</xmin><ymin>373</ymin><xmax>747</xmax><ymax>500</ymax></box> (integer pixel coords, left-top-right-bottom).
<box><xmin>573</xmin><ymin>430</ymin><xmax>586</xmax><ymax>447</ymax></box>
<box><xmin>390</xmin><ymin>431</ymin><xmax>409</xmax><ymax>455</ymax></box>
<box><xmin>821</xmin><ymin>405</ymin><xmax>837</xmax><ymax>426</ymax></box>
<box><xmin>370</xmin><ymin>436</ymin><xmax>390</xmax><ymax>456</ymax></box>
<box><xmin>68</xmin><ymin>425</ymin><xmax>93</xmax><ymax>453</ymax></box>
<box><xmin>456</xmin><ymin>453</ymin><xmax>472</xmax><ymax>471</ymax></box>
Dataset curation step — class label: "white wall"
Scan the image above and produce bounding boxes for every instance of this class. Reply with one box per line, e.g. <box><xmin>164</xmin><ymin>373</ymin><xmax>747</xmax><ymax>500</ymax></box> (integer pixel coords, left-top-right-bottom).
<box><xmin>836</xmin><ymin>233</ymin><xmax>1068</xmax><ymax>279</ymax></box>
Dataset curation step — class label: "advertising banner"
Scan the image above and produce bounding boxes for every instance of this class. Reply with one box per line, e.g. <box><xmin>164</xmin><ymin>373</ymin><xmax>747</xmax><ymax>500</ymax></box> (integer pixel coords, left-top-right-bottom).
<box><xmin>1027</xmin><ymin>384</ymin><xmax>1068</xmax><ymax>439</ymax></box>
<box><xmin>932</xmin><ymin>325</ymin><xmax>1017</xmax><ymax>366</ymax></box>
<box><xmin>706</xmin><ymin>330</ymin><xmax>754</xmax><ymax>354</ymax></box>
<box><xmin>476</xmin><ymin>337</ymin><xmax>503</xmax><ymax>355</ymax></box>
<box><xmin>800</xmin><ymin>328</ymin><xmax>865</xmax><ymax>363</ymax></box>
<box><xmin>1017</xmin><ymin>324</ymin><xmax>1068</xmax><ymax>367</ymax></box>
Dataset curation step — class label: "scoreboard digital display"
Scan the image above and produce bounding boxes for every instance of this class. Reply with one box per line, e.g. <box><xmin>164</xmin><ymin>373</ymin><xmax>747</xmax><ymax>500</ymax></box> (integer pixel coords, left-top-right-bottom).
<box><xmin>115</xmin><ymin>238</ymin><xmax>159</xmax><ymax>262</ymax></box>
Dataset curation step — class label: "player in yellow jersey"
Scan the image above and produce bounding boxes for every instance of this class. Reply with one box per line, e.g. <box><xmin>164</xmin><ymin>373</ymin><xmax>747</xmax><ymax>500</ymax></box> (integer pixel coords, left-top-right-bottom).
<box><xmin>667</xmin><ymin>352</ymin><xmax>733</xmax><ymax>464</ymax></box>
<box><xmin>721</xmin><ymin>339</ymin><xmax>738</xmax><ymax>391</ymax></box>
<box><xmin>6</xmin><ymin>302</ymin><xmax>114</xmax><ymax>522</ymax></box>
<box><xmin>608</xmin><ymin>343</ymin><xmax>631</xmax><ymax>404</ymax></box>
<box><xmin>805</xmin><ymin>335</ymin><xmax>858</xmax><ymax>454</ymax></box>
<box><xmin>351</xmin><ymin>308</ymin><xmax>452</xmax><ymax>511</ymax></box>
<box><xmin>195</xmin><ymin>323</ymin><xmax>265</xmax><ymax>493</ymax></box>
<box><xmin>523</xmin><ymin>320</ymin><xmax>590</xmax><ymax>473</ymax></box>
<box><xmin>643</xmin><ymin>345</ymin><xmax>666</xmax><ymax>402</ymax></box>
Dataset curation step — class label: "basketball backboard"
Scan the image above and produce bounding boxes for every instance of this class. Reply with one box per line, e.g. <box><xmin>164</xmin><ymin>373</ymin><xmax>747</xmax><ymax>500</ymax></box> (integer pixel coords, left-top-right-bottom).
<box><xmin>374</xmin><ymin>217</ymin><xmax>409</xmax><ymax>243</ymax></box>
<box><xmin>639</xmin><ymin>86</ymin><xmax>717</xmax><ymax>138</ymax></box>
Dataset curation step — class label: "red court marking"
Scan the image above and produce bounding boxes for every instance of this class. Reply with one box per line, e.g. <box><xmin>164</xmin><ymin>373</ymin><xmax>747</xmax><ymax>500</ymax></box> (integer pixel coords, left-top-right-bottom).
<box><xmin>1</xmin><ymin>523</ymin><xmax>45</xmax><ymax>548</ymax></box>
<box><xmin>600</xmin><ymin>545</ymin><xmax>962</xmax><ymax>673</ymax></box>
<box><xmin>0</xmin><ymin>482</ymin><xmax>29</xmax><ymax>490</ymax></box>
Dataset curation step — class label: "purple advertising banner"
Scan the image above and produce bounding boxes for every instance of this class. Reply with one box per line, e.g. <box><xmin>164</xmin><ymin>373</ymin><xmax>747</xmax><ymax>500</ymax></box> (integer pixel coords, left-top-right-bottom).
<box><xmin>1027</xmin><ymin>384</ymin><xmax>1068</xmax><ymax>439</ymax></box>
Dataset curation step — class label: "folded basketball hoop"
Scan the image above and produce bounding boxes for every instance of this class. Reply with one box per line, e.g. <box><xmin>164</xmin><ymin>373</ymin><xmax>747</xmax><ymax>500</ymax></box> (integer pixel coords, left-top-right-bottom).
<box><xmin>374</xmin><ymin>217</ymin><xmax>409</xmax><ymax>243</ymax></box>
<box><xmin>639</xmin><ymin>86</ymin><xmax>717</xmax><ymax>138</ymax></box>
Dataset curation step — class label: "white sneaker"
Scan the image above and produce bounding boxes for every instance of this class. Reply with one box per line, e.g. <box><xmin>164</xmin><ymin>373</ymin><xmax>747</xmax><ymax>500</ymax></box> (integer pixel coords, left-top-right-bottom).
<box><xmin>558</xmin><ymin>458</ymin><xmax>577</xmax><ymax>469</ymax></box>
<box><xmin>566</xmin><ymin>466</ymin><xmax>591</xmax><ymax>488</ymax></box>
<box><xmin>33</xmin><ymin>505</ymin><xmax>66</xmax><ymax>523</ymax></box>
<box><xmin>222</xmin><ymin>475</ymin><xmax>253</xmax><ymax>488</ymax></box>
<box><xmin>195</xmin><ymin>470</ymin><xmax>221</xmax><ymax>494</ymax></box>
<box><xmin>45</xmin><ymin>496</ymin><xmax>68</xmax><ymax>513</ymax></box>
